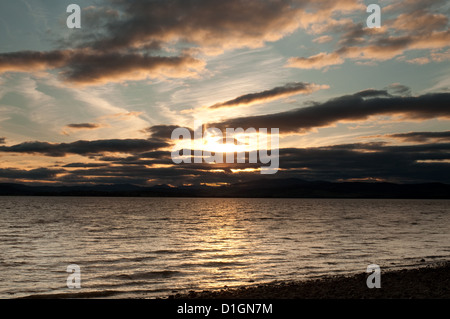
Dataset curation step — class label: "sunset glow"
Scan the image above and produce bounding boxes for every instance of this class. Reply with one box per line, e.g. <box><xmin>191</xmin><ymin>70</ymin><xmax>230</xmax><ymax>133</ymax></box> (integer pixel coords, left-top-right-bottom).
<box><xmin>0</xmin><ymin>0</ymin><xmax>448</xmax><ymax>185</ymax></box>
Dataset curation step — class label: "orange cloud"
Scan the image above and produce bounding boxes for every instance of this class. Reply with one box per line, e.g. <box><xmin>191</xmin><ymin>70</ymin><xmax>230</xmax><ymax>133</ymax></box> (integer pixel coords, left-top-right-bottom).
<box><xmin>406</xmin><ymin>57</ymin><xmax>430</xmax><ymax>65</ymax></box>
<box><xmin>287</xmin><ymin>52</ymin><xmax>345</xmax><ymax>69</ymax></box>
<box><xmin>390</xmin><ymin>10</ymin><xmax>448</xmax><ymax>32</ymax></box>
<box><xmin>288</xmin><ymin>30</ymin><xmax>450</xmax><ymax>69</ymax></box>
<box><xmin>288</xmin><ymin>0</ymin><xmax>450</xmax><ymax>70</ymax></box>
<box><xmin>312</xmin><ymin>35</ymin><xmax>333</xmax><ymax>44</ymax></box>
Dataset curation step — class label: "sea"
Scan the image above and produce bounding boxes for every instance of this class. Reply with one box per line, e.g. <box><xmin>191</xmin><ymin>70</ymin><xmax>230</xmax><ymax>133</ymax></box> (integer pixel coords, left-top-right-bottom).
<box><xmin>0</xmin><ymin>196</ymin><xmax>449</xmax><ymax>298</ymax></box>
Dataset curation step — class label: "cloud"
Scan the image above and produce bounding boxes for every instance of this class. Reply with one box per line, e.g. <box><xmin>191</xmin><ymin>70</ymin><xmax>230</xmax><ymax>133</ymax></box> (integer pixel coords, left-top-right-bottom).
<box><xmin>384</xmin><ymin>0</ymin><xmax>447</xmax><ymax>13</ymax></box>
<box><xmin>430</xmin><ymin>49</ymin><xmax>450</xmax><ymax>63</ymax></box>
<box><xmin>61</xmin><ymin>52</ymin><xmax>205</xmax><ymax>85</ymax></box>
<box><xmin>390</xmin><ymin>10</ymin><xmax>448</xmax><ymax>33</ymax></box>
<box><xmin>61</xmin><ymin>123</ymin><xmax>105</xmax><ymax>136</ymax></box>
<box><xmin>65</xmin><ymin>123</ymin><xmax>103</xmax><ymax>130</ymax></box>
<box><xmin>406</xmin><ymin>57</ymin><xmax>430</xmax><ymax>65</ymax></box>
<box><xmin>212</xmin><ymin>91</ymin><xmax>450</xmax><ymax>133</ymax></box>
<box><xmin>312</xmin><ymin>35</ymin><xmax>333</xmax><ymax>44</ymax></box>
<box><xmin>386</xmin><ymin>83</ymin><xmax>411</xmax><ymax>96</ymax></box>
<box><xmin>1</xmin><ymin>140</ymin><xmax>449</xmax><ymax>185</ymax></box>
<box><xmin>2</xmin><ymin>0</ymin><xmax>310</xmax><ymax>85</ymax></box>
<box><xmin>0</xmin><ymin>167</ymin><xmax>63</xmax><ymax>180</ymax></box>
<box><xmin>288</xmin><ymin>29</ymin><xmax>450</xmax><ymax>69</ymax></box>
<box><xmin>353</xmin><ymin>89</ymin><xmax>390</xmax><ymax>98</ymax></box>
<box><xmin>288</xmin><ymin>0</ymin><xmax>450</xmax><ymax>70</ymax></box>
<box><xmin>63</xmin><ymin>163</ymin><xmax>109</xmax><ymax>168</ymax></box>
<box><xmin>0</xmin><ymin>138</ymin><xmax>169</xmax><ymax>157</ymax></box>
<box><xmin>99</xmin><ymin>111</ymin><xmax>144</xmax><ymax>120</ymax></box>
<box><xmin>143</xmin><ymin>125</ymin><xmax>194</xmax><ymax>141</ymax></box>
<box><xmin>208</xmin><ymin>82</ymin><xmax>328</xmax><ymax>109</ymax></box>
<box><xmin>0</xmin><ymin>50</ymin><xmax>69</xmax><ymax>73</ymax></box>
<box><xmin>77</xmin><ymin>0</ymin><xmax>308</xmax><ymax>53</ymax></box>
<box><xmin>0</xmin><ymin>0</ymin><xmax>366</xmax><ymax>85</ymax></box>
<box><xmin>0</xmin><ymin>0</ymin><xmax>447</xmax><ymax>84</ymax></box>
<box><xmin>276</xmin><ymin>142</ymin><xmax>450</xmax><ymax>183</ymax></box>
<box><xmin>0</xmin><ymin>50</ymin><xmax>205</xmax><ymax>85</ymax></box>
<box><xmin>385</xmin><ymin>131</ymin><xmax>450</xmax><ymax>143</ymax></box>
<box><xmin>0</xmin><ymin>137</ymin><xmax>5</xmax><ymax>145</ymax></box>
<box><xmin>287</xmin><ymin>52</ymin><xmax>345</xmax><ymax>69</ymax></box>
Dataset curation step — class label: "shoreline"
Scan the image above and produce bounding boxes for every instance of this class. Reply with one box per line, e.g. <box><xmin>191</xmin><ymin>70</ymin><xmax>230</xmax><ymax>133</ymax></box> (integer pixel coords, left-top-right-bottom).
<box><xmin>166</xmin><ymin>261</ymin><xmax>450</xmax><ymax>299</ymax></box>
<box><xmin>14</xmin><ymin>261</ymin><xmax>450</xmax><ymax>299</ymax></box>
<box><xmin>2</xmin><ymin>180</ymin><xmax>450</xmax><ymax>199</ymax></box>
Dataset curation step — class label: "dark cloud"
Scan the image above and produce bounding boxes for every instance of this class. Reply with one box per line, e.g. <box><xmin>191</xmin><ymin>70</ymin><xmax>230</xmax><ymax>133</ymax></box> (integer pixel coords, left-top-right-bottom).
<box><xmin>60</xmin><ymin>52</ymin><xmax>204</xmax><ymax>85</ymax></box>
<box><xmin>1</xmin><ymin>140</ymin><xmax>449</xmax><ymax>185</ymax></box>
<box><xmin>276</xmin><ymin>142</ymin><xmax>450</xmax><ymax>183</ymax></box>
<box><xmin>136</xmin><ymin>150</ymin><xmax>172</xmax><ymax>159</ymax></box>
<box><xmin>0</xmin><ymin>168</ymin><xmax>63</xmax><ymax>180</ymax></box>
<box><xmin>54</xmin><ymin>164</ymin><xmax>243</xmax><ymax>186</ymax></box>
<box><xmin>336</xmin><ymin>22</ymin><xmax>380</xmax><ymax>47</ymax></box>
<box><xmin>0</xmin><ymin>137</ymin><xmax>5</xmax><ymax>145</ymax></box>
<box><xmin>0</xmin><ymin>50</ymin><xmax>204</xmax><ymax>85</ymax></box>
<box><xmin>0</xmin><ymin>50</ymin><xmax>68</xmax><ymax>73</ymax></box>
<box><xmin>386</xmin><ymin>131</ymin><xmax>450</xmax><ymax>143</ymax></box>
<box><xmin>0</xmin><ymin>0</ymin><xmax>364</xmax><ymax>85</ymax></box>
<box><xmin>79</xmin><ymin>0</ymin><xmax>306</xmax><ymax>52</ymax></box>
<box><xmin>212</xmin><ymin>91</ymin><xmax>450</xmax><ymax>134</ymax></box>
<box><xmin>208</xmin><ymin>82</ymin><xmax>326</xmax><ymax>109</ymax></box>
<box><xmin>386</xmin><ymin>84</ymin><xmax>411</xmax><ymax>96</ymax></box>
<box><xmin>63</xmin><ymin>163</ymin><xmax>109</xmax><ymax>168</ymax></box>
<box><xmin>0</xmin><ymin>0</ymin><xmax>447</xmax><ymax>82</ymax></box>
<box><xmin>144</xmin><ymin>125</ymin><xmax>194</xmax><ymax>141</ymax></box>
<box><xmin>66</xmin><ymin>123</ymin><xmax>102</xmax><ymax>129</ymax></box>
<box><xmin>0</xmin><ymin>0</ymin><xmax>308</xmax><ymax>85</ymax></box>
<box><xmin>0</xmin><ymin>138</ymin><xmax>169</xmax><ymax>157</ymax></box>
<box><xmin>74</xmin><ymin>141</ymin><xmax>450</xmax><ymax>185</ymax></box>
<box><xmin>354</xmin><ymin>89</ymin><xmax>390</xmax><ymax>98</ymax></box>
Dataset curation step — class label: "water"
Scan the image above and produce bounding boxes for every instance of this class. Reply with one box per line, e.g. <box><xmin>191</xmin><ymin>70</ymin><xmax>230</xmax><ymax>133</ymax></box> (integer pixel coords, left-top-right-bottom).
<box><xmin>0</xmin><ymin>197</ymin><xmax>449</xmax><ymax>298</ymax></box>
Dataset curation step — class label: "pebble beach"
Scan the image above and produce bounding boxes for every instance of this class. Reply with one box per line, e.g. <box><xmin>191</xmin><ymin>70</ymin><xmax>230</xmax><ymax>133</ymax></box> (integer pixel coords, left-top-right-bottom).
<box><xmin>168</xmin><ymin>261</ymin><xmax>450</xmax><ymax>299</ymax></box>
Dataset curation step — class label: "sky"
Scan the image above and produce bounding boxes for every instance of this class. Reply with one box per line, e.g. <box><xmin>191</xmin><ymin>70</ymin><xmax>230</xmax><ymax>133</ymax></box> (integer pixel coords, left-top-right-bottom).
<box><xmin>0</xmin><ymin>0</ymin><xmax>449</xmax><ymax>186</ymax></box>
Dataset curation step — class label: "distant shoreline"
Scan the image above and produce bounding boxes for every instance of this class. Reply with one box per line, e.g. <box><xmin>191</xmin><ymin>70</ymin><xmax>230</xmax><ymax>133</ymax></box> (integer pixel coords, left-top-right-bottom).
<box><xmin>167</xmin><ymin>261</ymin><xmax>450</xmax><ymax>299</ymax></box>
<box><xmin>1</xmin><ymin>179</ymin><xmax>450</xmax><ymax>199</ymax></box>
<box><xmin>2</xmin><ymin>195</ymin><xmax>450</xmax><ymax>199</ymax></box>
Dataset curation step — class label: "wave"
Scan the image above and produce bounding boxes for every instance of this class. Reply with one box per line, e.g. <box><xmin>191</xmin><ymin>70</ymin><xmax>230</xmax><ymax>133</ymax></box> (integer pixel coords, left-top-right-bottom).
<box><xmin>0</xmin><ymin>261</ymin><xmax>29</xmax><ymax>267</ymax></box>
<box><xmin>114</xmin><ymin>270</ymin><xmax>181</xmax><ymax>280</ymax></box>
<box><xmin>17</xmin><ymin>287</ymin><xmax>172</xmax><ymax>299</ymax></box>
<box><xmin>152</xmin><ymin>249</ymin><xmax>180</xmax><ymax>255</ymax></box>
<box><xmin>179</xmin><ymin>260</ymin><xmax>245</xmax><ymax>269</ymax></box>
<box><xmin>81</xmin><ymin>255</ymin><xmax>157</xmax><ymax>265</ymax></box>
<box><xmin>19</xmin><ymin>290</ymin><xmax>122</xmax><ymax>299</ymax></box>
<box><xmin>152</xmin><ymin>248</ymin><xmax>223</xmax><ymax>255</ymax></box>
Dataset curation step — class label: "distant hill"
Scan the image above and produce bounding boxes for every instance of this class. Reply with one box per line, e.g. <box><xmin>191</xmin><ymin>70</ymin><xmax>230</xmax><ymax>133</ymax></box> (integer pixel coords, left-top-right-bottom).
<box><xmin>0</xmin><ymin>178</ymin><xmax>449</xmax><ymax>198</ymax></box>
